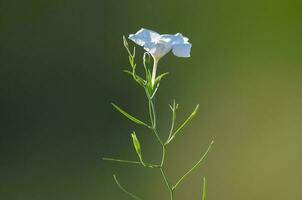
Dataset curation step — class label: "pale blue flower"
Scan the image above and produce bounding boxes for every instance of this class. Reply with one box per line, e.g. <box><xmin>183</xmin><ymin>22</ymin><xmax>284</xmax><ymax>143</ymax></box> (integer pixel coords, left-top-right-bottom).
<box><xmin>129</xmin><ymin>28</ymin><xmax>192</xmax><ymax>60</ymax></box>
<box><xmin>128</xmin><ymin>28</ymin><xmax>192</xmax><ymax>86</ymax></box>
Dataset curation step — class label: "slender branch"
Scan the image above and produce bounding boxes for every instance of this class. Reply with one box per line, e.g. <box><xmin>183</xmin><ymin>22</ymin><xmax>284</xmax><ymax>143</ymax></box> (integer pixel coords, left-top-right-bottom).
<box><xmin>113</xmin><ymin>174</ymin><xmax>142</xmax><ymax>200</ymax></box>
<box><xmin>173</xmin><ymin>140</ymin><xmax>214</xmax><ymax>190</ymax></box>
<box><xmin>149</xmin><ymin>99</ymin><xmax>164</xmax><ymax>146</ymax></box>
<box><xmin>166</xmin><ymin>104</ymin><xmax>200</xmax><ymax>144</ymax></box>
<box><xmin>102</xmin><ymin>157</ymin><xmax>160</xmax><ymax>168</ymax></box>
<box><xmin>168</xmin><ymin>109</ymin><xmax>176</xmax><ymax>141</ymax></box>
<box><xmin>160</xmin><ymin>168</ymin><xmax>171</xmax><ymax>189</ymax></box>
<box><xmin>167</xmin><ymin>100</ymin><xmax>177</xmax><ymax>143</ymax></box>
<box><xmin>153</xmin><ymin>128</ymin><xmax>164</xmax><ymax>146</ymax></box>
<box><xmin>160</xmin><ymin>146</ymin><xmax>166</xmax><ymax>167</ymax></box>
<box><xmin>148</xmin><ymin>101</ymin><xmax>154</xmax><ymax>126</ymax></box>
<box><xmin>150</xmin><ymin>100</ymin><xmax>157</xmax><ymax>129</ymax></box>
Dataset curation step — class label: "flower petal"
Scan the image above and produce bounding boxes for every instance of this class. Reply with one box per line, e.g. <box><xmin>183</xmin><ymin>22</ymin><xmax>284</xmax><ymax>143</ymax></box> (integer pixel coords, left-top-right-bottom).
<box><xmin>161</xmin><ymin>33</ymin><xmax>188</xmax><ymax>45</ymax></box>
<box><xmin>128</xmin><ymin>28</ymin><xmax>160</xmax><ymax>50</ymax></box>
<box><xmin>172</xmin><ymin>43</ymin><xmax>192</xmax><ymax>57</ymax></box>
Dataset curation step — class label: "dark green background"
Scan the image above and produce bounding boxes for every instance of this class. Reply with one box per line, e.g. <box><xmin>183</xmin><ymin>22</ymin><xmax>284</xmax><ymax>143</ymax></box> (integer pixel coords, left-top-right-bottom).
<box><xmin>1</xmin><ymin>0</ymin><xmax>302</xmax><ymax>199</ymax></box>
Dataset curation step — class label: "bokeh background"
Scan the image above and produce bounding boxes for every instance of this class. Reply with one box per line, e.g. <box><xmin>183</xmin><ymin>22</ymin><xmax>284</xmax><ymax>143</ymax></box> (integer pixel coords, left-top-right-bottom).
<box><xmin>1</xmin><ymin>0</ymin><xmax>302</xmax><ymax>199</ymax></box>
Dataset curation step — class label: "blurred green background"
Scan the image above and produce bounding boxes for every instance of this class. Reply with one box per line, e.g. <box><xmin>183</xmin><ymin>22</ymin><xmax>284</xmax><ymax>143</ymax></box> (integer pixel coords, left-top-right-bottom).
<box><xmin>1</xmin><ymin>0</ymin><xmax>302</xmax><ymax>199</ymax></box>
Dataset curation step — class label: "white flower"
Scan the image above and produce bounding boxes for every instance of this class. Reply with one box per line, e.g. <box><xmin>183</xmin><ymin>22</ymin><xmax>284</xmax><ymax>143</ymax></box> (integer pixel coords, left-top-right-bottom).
<box><xmin>128</xmin><ymin>28</ymin><xmax>192</xmax><ymax>87</ymax></box>
<box><xmin>128</xmin><ymin>28</ymin><xmax>192</xmax><ymax>60</ymax></box>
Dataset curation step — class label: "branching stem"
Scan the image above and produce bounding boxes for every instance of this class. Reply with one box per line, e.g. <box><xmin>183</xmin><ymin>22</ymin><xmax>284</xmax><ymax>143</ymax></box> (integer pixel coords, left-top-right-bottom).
<box><xmin>107</xmin><ymin>43</ymin><xmax>213</xmax><ymax>200</ymax></box>
<box><xmin>148</xmin><ymin>98</ymin><xmax>174</xmax><ymax>199</ymax></box>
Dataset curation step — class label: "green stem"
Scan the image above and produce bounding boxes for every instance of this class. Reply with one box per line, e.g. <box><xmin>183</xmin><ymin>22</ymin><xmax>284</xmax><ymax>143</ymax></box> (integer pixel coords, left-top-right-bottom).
<box><xmin>170</xmin><ymin>190</ymin><xmax>174</xmax><ymax>200</ymax></box>
<box><xmin>148</xmin><ymin>100</ymin><xmax>154</xmax><ymax>126</ymax></box>
<box><xmin>160</xmin><ymin>168</ymin><xmax>170</xmax><ymax>189</ymax></box>
<box><xmin>148</xmin><ymin>98</ymin><xmax>174</xmax><ymax>200</ymax></box>
<box><xmin>167</xmin><ymin>107</ymin><xmax>176</xmax><ymax>143</ymax></box>
<box><xmin>150</xmin><ymin>100</ymin><xmax>157</xmax><ymax>129</ymax></box>
<box><xmin>160</xmin><ymin>145</ymin><xmax>166</xmax><ymax>167</ymax></box>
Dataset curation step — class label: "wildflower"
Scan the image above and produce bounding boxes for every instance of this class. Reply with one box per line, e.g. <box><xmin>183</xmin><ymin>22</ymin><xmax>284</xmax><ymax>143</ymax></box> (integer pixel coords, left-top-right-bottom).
<box><xmin>129</xmin><ymin>28</ymin><xmax>192</xmax><ymax>86</ymax></box>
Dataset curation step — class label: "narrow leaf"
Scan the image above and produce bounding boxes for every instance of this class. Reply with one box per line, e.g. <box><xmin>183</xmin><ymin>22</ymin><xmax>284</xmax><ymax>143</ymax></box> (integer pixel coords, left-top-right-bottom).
<box><xmin>155</xmin><ymin>72</ymin><xmax>169</xmax><ymax>85</ymax></box>
<box><xmin>113</xmin><ymin>174</ymin><xmax>142</xmax><ymax>200</ymax></box>
<box><xmin>123</xmin><ymin>70</ymin><xmax>146</xmax><ymax>86</ymax></box>
<box><xmin>123</xmin><ymin>36</ymin><xmax>132</xmax><ymax>56</ymax></box>
<box><xmin>111</xmin><ymin>103</ymin><xmax>150</xmax><ymax>127</ymax></box>
<box><xmin>123</xmin><ymin>70</ymin><xmax>133</xmax><ymax>76</ymax></box>
<box><xmin>102</xmin><ymin>157</ymin><xmax>160</xmax><ymax>168</ymax></box>
<box><xmin>173</xmin><ymin>140</ymin><xmax>214</xmax><ymax>189</ymax></box>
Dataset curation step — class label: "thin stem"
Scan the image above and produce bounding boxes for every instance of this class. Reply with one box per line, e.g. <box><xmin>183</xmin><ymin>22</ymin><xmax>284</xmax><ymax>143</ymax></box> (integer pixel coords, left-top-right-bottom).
<box><xmin>148</xmin><ymin>100</ymin><xmax>154</xmax><ymax>127</ymax></box>
<box><xmin>153</xmin><ymin>128</ymin><xmax>164</xmax><ymax>146</ymax></box>
<box><xmin>113</xmin><ymin>174</ymin><xmax>142</xmax><ymax>200</ymax></box>
<box><xmin>150</xmin><ymin>100</ymin><xmax>157</xmax><ymax>129</ymax></box>
<box><xmin>173</xmin><ymin>140</ymin><xmax>214</xmax><ymax>190</ymax></box>
<box><xmin>148</xmin><ymin>97</ymin><xmax>174</xmax><ymax>200</ymax></box>
<box><xmin>160</xmin><ymin>168</ymin><xmax>171</xmax><ymax>189</ymax></box>
<box><xmin>166</xmin><ymin>104</ymin><xmax>200</xmax><ymax>144</ymax></box>
<box><xmin>170</xmin><ymin>190</ymin><xmax>174</xmax><ymax>200</ymax></box>
<box><xmin>168</xmin><ymin>110</ymin><xmax>176</xmax><ymax>141</ymax></box>
<box><xmin>102</xmin><ymin>157</ymin><xmax>160</xmax><ymax>168</ymax></box>
<box><xmin>160</xmin><ymin>145</ymin><xmax>166</xmax><ymax>167</ymax></box>
<box><xmin>160</xmin><ymin>167</ymin><xmax>174</xmax><ymax>200</ymax></box>
<box><xmin>149</xmin><ymin>99</ymin><xmax>163</xmax><ymax>146</ymax></box>
<box><xmin>167</xmin><ymin>100</ymin><xmax>177</xmax><ymax>144</ymax></box>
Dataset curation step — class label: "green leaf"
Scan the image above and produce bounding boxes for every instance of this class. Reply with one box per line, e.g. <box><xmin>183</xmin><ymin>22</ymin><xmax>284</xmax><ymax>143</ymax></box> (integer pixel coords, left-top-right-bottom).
<box><xmin>145</xmin><ymin>72</ymin><xmax>168</xmax><ymax>99</ymax></box>
<box><xmin>167</xmin><ymin>104</ymin><xmax>200</xmax><ymax>144</ymax></box>
<box><xmin>111</xmin><ymin>103</ymin><xmax>150</xmax><ymax>127</ymax></box>
<box><xmin>123</xmin><ymin>69</ymin><xmax>133</xmax><ymax>76</ymax></box>
<box><xmin>102</xmin><ymin>157</ymin><xmax>160</xmax><ymax>168</ymax></box>
<box><xmin>123</xmin><ymin>70</ymin><xmax>146</xmax><ymax>86</ymax></box>
<box><xmin>131</xmin><ymin>132</ymin><xmax>144</xmax><ymax>165</ymax></box>
<box><xmin>202</xmin><ymin>177</ymin><xmax>207</xmax><ymax>200</ymax></box>
<box><xmin>155</xmin><ymin>72</ymin><xmax>169</xmax><ymax>85</ymax></box>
